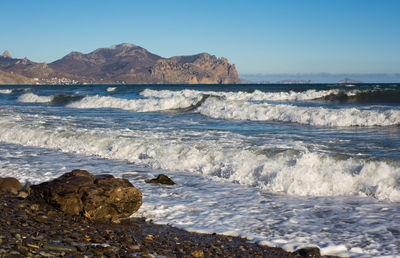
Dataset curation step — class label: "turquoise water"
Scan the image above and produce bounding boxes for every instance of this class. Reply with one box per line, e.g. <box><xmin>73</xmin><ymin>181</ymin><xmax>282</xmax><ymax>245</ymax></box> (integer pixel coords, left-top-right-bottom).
<box><xmin>0</xmin><ymin>84</ymin><xmax>399</xmax><ymax>256</ymax></box>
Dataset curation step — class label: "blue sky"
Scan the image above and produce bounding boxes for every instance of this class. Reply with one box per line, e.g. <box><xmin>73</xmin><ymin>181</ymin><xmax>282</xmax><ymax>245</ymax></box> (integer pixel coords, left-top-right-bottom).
<box><xmin>1</xmin><ymin>0</ymin><xmax>399</xmax><ymax>75</ymax></box>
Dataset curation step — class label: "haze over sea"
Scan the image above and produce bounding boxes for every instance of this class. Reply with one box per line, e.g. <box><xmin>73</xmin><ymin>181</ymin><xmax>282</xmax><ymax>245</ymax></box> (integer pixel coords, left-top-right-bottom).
<box><xmin>0</xmin><ymin>83</ymin><xmax>399</xmax><ymax>256</ymax></box>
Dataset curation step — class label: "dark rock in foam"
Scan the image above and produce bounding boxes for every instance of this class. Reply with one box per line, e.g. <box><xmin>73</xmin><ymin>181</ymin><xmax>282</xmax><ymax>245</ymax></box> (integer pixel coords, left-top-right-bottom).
<box><xmin>146</xmin><ymin>174</ymin><xmax>176</xmax><ymax>185</ymax></box>
<box><xmin>293</xmin><ymin>247</ymin><xmax>322</xmax><ymax>257</ymax></box>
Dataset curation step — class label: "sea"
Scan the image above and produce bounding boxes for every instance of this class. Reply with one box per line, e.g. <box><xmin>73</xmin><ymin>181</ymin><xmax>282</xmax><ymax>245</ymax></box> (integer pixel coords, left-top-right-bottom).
<box><xmin>0</xmin><ymin>83</ymin><xmax>399</xmax><ymax>257</ymax></box>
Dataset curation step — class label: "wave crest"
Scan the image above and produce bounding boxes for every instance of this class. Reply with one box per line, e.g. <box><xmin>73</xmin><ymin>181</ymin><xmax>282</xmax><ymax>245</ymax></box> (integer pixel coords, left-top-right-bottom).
<box><xmin>0</xmin><ymin>89</ymin><xmax>13</xmax><ymax>94</ymax></box>
<box><xmin>17</xmin><ymin>93</ymin><xmax>84</xmax><ymax>105</ymax></box>
<box><xmin>197</xmin><ymin>98</ymin><xmax>400</xmax><ymax>127</ymax></box>
<box><xmin>17</xmin><ymin>93</ymin><xmax>53</xmax><ymax>103</ymax></box>
<box><xmin>67</xmin><ymin>94</ymin><xmax>206</xmax><ymax>112</ymax></box>
<box><xmin>140</xmin><ymin>88</ymin><xmax>346</xmax><ymax>102</ymax></box>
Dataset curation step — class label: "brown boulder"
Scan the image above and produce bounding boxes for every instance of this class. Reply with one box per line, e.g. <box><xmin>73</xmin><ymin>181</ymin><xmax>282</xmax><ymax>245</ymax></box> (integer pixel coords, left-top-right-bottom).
<box><xmin>30</xmin><ymin>169</ymin><xmax>142</xmax><ymax>221</ymax></box>
<box><xmin>0</xmin><ymin>177</ymin><xmax>23</xmax><ymax>193</ymax></box>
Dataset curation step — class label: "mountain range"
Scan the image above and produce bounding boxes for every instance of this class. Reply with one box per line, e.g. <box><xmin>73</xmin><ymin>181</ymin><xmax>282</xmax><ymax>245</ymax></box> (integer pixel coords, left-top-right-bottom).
<box><xmin>0</xmin><ymin>43</ymin><xmax>240</xmax><ymax>84</ymax></box>
<box><xmin>241</xmin><ymin>73</ymin><xmax>400</xmax><ymax>84</ymax></box>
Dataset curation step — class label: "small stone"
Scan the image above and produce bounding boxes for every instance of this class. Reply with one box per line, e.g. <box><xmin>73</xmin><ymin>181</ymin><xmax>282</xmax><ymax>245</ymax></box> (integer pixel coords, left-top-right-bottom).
<box><xmin>44</xmin><ymin>243</ymin><xmax>77</xmax><ymax>252</ymax></box>
<box><xmin>47</xmin><ymin>210</ymin><xmax>58</xmax><ymax>216</ymax></box>
<box><xmin>39</xmin><ymin>251</ymin><xmax>54</xmax><ymax>257</ymax></box>
<box><xmin>111</xmin><ymin>217</ymin><xmax>121</xmax><ymax>224</ymax></box>
<box><xmin>18</xmin><ymin>246</ymin><xmax>31</xmax><ymax>256</ymax></box>
<box><xmin>22</xmin><ymin>182</ymin><xmax>31</xmax><ymax>194</ymax></box>
<box><xmin>26</xmin><ymin>243</ymin><xmax>40</xmax><ymax>249</ymax></box>
<box><xmin>75</xmin><ymin>245</ymin><xmax>87</xmax><ymax>252</ymax></box>
<box><xmin>30</xmin><ymin>204</ymin><xmax>40</xmax><ymax>211</ymax></box>
<box><xmin>16</xmin><ymin>203</ymin><xmax>26</xmax><ymax>208</ymax></box>
<box><xmin>131</xmin><ymin>245</ymin><xmax>141</xmax><ymax>251</ymax></box>
<box><xmin>34</xmin><ymin>217</ymin><xmax>50</xmax><ymax>224</ymax></box>
<box><xmin>14</xmin><ymin>233</ymin><xmax>22</xmax><ymax>241</ymax></box>
<box><xmin>191</xmin><ymin>250</ymin><xmax>205</xmax><ymax>258</ymax></box>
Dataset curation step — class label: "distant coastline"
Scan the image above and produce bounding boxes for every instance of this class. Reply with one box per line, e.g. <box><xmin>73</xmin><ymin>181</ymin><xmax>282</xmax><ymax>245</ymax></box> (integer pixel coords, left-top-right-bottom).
<box><xmin>2</xmin><ymin>46</ymin><xmax>399</xmax><ymax>85</ymax></box>
<box><xmin>240</xmin><ymin>73</ymin><xmax>400</xmax><ymax>84</ymax></box>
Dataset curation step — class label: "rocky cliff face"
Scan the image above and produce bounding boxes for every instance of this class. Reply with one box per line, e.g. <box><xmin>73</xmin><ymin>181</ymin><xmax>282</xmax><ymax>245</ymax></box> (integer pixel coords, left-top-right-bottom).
<box><xmin>0</xmin><ymin>69</ymin><xmax>36</xmax><ymax>84</ymax></box>
<box><xmin>0</xmin><ymin>44</ymin><xmax>240</xmax><ymax>84</ymax></box>
<box><xmin>150</xmin><ymin>53</ymin><xmax>239</xmax><ymax>84</ymax></box>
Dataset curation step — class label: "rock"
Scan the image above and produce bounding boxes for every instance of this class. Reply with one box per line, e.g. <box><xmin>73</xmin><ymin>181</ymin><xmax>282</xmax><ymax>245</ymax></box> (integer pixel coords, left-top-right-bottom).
<box><xmin>17</xmin><ymin>191</ymin><xmax>29</xmax><ymax>199</ymax></box>
<box><xmin>0</xmin><ymin>177</ymin><xmax>23</xmax><ymax>193</ymax></box>
<box><xmin>1</xmin><ymin>50</ymin><xmax>12</xmax><ymax>59</ymax></box>
<box><xmin>191</xmin><ymin>250</ymin><xmax>205</xmax><ymax>257</ymax></box>
<box><xmin>17</xmin><ymin>182</ymin><xmax>31</xmax><ymax>199</ymax></box>
<box><xmin>43</xmin><ymin>243</ymin><xmax>77</xmax><ymax>252</ymax></box>
<box><xmin>150</xmin><ymin>53</ymin><xmax>240</xmax><ymax>84</ymax></box>
<box><xmin>30</xmin><ymin>169</ymin><xmax>142</xmax><ymax>221</ymax></box>
<box><xmin>146</xmin><ymin>174</ymin><xmax>175</xmax><ymax>185</ymax></box>
<box><xmin>293</xmin><ymin>247</ymin><xmax>321</xmax><ymax>257</ymax></box>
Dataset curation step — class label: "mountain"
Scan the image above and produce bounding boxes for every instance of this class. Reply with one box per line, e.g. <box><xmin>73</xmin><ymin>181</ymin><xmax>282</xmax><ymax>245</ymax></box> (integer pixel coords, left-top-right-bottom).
<box><xmin>241</xmin><ymin>73</ymin><xmax>400</xmax><ymax>83</ymax></box>
<box><xmin>0</xmin><ymin>44</ymin><xmax>239</xmax><ymax>84</ymax></box>
<box><xmin>1</xmin><ymin>50</ymin><xmax>12</xmax><ymax>59</ymax></box>
<box><xmin>49</xmin><ymin>43</ymin><xmax>162</xmax><ymax>83</ymax></box>
<box><xmin>0</xmin><ymin>69</ymin><xmax>36</xmax><ymax>84</ymax></box>
<box><xmin>0</xmin><ymin>50</ymin><xmax>78</xmax><ymax>84</ymax></box>
<box><xmin>337</xmin><ymin>78</ymin><xmax>362</xmax><ymax>84</ymax></box>
<box><xmin>276</xmin><ymin>79</ymin><xmax>314</xmax><ymax>84</ymax></box>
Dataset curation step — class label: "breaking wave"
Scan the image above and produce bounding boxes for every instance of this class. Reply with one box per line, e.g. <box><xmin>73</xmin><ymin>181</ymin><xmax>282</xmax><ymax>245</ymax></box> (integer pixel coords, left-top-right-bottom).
<box><xmin>318</xmin><ymin>90</ymin><xmax>400</xmax><ymax>104</ymax></box>
<box><xmin>107</xmin><ymin>87</ymin><xmax>117</xmax><ymax>92</ymax></box>
<box><xmin>17</xmin><ymin>93</ymin><xmax>54</xmax><ymax>103</ymax></box>
<box><xmin>66</xmin><ymin>90</ymin><xmax>400</xmax><ymax>127</ymax></box>
<box><xmin>0</xmin><ymin>110</ymin><xmax>399</xmax><ymax>202</ymax></box>
<box><xmin>17</xmin><ymin>90</ymin><xmax>400</xmax><ymax>127</ymax></box>
<box><xmin>141</xmin><ymin>88</ymin><xmax>400</xmax><ymax>104</ymax></box>
<box><xmin>67</xmin><ymin>94</ymin><xmax>207</xmax><ymax>112</ymax></box>
<box><xmin>197</xmin><ymin>98</ymin><xmax>400</xmax><ymax>127</ymax></box>
<box><xmin>0</xmin><ymin>89</ymin><xmax>13</xmax><ymax>94</ymax></box>
<box><xmin>140</xmin><ymin>88</ymin><xmax>349</xmax><ymax>102</ymax></box>
<box><xmin>17</xmin><ymin>93</ymin><xmax>84</xmax><ymax>105</ymax></box>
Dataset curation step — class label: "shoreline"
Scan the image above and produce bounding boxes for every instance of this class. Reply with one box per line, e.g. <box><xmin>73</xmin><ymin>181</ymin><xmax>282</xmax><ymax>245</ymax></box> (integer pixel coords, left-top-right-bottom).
<box><xmin>0</xmin><ymin>192</ymin><xmax>332</xmax><ymax>257</ymax></box>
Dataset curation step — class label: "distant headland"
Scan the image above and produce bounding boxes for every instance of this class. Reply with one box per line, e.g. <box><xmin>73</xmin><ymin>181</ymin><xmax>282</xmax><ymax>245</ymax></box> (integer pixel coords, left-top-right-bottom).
<box><xmin>0</xmin><ymin>44</ymin><xmax>239</xmax><ymax>85</ymax></box>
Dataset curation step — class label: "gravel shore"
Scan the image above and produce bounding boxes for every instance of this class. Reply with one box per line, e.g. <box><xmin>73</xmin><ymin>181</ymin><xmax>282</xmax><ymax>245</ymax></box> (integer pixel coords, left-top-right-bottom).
<box><xmin>0</xmin><ymin>192</ymin><xmax>331</xmax><ymax>257</ymax></box>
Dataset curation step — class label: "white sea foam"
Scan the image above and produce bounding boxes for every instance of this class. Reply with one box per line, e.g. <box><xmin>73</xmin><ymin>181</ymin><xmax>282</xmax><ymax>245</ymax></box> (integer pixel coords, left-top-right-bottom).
<box><xmin>197</xmin><ymin>98</ymin><xmax>400</xmax><ymax>127</ymax></box>
<box><xmin>0</xmin><ymin>89</ymin><xmax>13</xmax><ymax>94</ymax></box>
<box><xmin>17</xmin><ymin>93</ymin><xmax>54</xmax><ymax>103</ymax></box>
<box><xmin>140</xmin><ymin>88</ymin><xmax>354</xmax><ymax>102</ymax></box>
<box><xmin>0</xmin><ymin>110</ymin><xmax>399</xmax><ymax>202</ymax></box>
<box><xmin>67</xmin><ymin>94</ymin><xmax>204</xmax><ymax>112</ymax></box>
<box><xmin>0</xmin><ymin>142</ymin><xmax>399</xmax><ymax>257</ymax></box>
<box><xmin>106</xmin><ymin>87</ymin><xmax>117</xmax><ymax>92</ymax></box>
<box><xmin>63</xmin><ymin>90</ymin><xmax>400</xmax><ymax>127</ymax></box>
